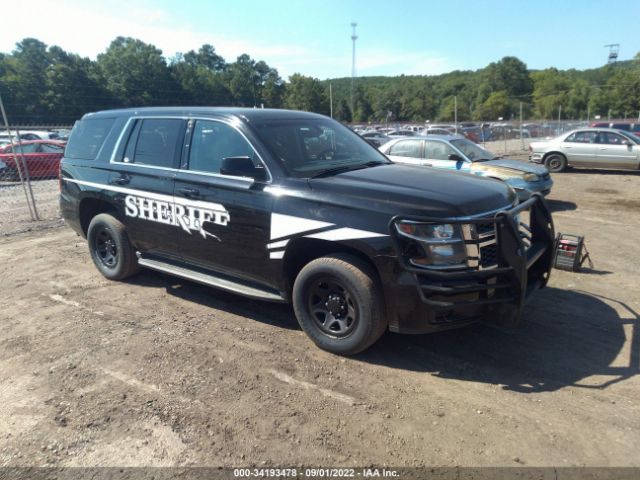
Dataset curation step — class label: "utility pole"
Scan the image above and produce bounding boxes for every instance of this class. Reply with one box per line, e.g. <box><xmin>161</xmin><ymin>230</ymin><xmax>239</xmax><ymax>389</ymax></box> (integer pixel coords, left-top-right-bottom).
<box><xmin>454</xmin><ymin>96</ymin><xmax>457</xmax><ymax>133</ymax></box>
<box><xmin>329</xmin><ymin>82</ymin><xmax>333</xmax><ymax>119</ymax></box>
<box><xmin>519</xmin><ymin>102</ymin><xmax>524</xmax><ymax>150</ymax></box>
<box><xmin>350</xmin><ymin>22</ymin><xmax>358</xmax><ymax>121</ymax></box>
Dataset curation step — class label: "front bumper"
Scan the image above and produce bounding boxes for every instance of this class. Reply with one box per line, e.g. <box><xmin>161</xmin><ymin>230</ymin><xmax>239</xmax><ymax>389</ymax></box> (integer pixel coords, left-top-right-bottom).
<box><xmin>529</xmin><ymin>153</ymin><xmax>544</xmax><ymax>164</ymax></box>
<box><xmin>385</xmin><ymin>194</ymin><xmax>555</xmax><ymax>333</ymax></box>
<box><xmin>513</xmin><ymin>176</ymin><xmax>553</xmax><ymax>201</ymax></box>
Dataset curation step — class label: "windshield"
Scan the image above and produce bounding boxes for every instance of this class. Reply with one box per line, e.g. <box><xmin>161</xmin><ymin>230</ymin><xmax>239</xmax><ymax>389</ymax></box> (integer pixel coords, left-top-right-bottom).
<box><xmin>450</xmin><ymin>138</ymin><xmax>495</xmax><ymax>161</ymax></box>
<box><xmin>250</xmin><ymin>117</ymin><xmax>390</xmax><ymax>178</ymax></box>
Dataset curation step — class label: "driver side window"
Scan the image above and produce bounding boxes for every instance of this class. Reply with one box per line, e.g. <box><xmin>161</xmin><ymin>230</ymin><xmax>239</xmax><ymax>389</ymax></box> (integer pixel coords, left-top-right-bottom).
<box><xmin>188</xmin><ymin>120</ymin><xmax>255</xmax><ymax>174</ymax></box>
<box><xmin>425</xmin><ymin>140</ymin><xmax>456</xmax><ymax>161</ymax></box>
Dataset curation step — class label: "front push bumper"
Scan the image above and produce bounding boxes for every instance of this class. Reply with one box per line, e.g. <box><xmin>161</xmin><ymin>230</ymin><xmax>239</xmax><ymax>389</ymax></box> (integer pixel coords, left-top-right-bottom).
<box><xmin>384</xmin><ymin>194</ymin><xmax>555</xmax><ymax>334</ymax></box>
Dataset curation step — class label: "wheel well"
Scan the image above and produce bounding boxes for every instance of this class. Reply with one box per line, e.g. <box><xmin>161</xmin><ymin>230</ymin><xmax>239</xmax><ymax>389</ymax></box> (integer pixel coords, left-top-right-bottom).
<box><xmin>542</xmin><ymin>151</ymin><xmax>567</xmax><ymax>163</ymax></box>
<box><xmin>79</xmin><ymin>198</ymin><xmax>118</xmax><ymax>236</ymax></box>
<box><xmin>282</xmin><ymin>238</ymin><xmax>381</xmax><ymax>296</ymax></box>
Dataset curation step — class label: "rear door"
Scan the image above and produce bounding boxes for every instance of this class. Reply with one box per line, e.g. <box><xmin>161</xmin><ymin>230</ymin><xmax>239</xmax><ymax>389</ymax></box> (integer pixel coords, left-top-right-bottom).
<box><xmin>561</xmin><ymin>130</ymin><xmax>598</xmax><ymax>166</ymax></box>
<box><xmin>108</xmin><ymin>117</ymin><xmax>186</xmax><ymax>256</ymax></box>
<box><xmin>595</xmin><ymin>131</ymin><xmax>639</xmax><ymax>169</ymax></box>
<box><xmin>173</xmin><ymin>118</ymin><xmax>274</xmax><ymax>286</ymax></box>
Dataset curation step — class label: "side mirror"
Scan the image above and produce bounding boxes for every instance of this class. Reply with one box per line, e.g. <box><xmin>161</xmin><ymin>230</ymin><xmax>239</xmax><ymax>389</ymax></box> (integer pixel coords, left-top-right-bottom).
<box><xmin>220</xmin><ymin>156</ymin><xmax>267</xmax><ymax>181</ymax></box>
<box><xmin>448</xmin><ymin>154</ymin><xmax>463</xmax><ymax>161</ymax></box>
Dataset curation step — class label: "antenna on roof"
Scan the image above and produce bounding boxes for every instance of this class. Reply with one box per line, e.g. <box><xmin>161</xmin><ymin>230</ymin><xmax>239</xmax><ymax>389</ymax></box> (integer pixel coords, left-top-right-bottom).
<box><xmin>350</xmin><ymin>22</ymin><xmax>358</xmax><ymax>120</ymax></box>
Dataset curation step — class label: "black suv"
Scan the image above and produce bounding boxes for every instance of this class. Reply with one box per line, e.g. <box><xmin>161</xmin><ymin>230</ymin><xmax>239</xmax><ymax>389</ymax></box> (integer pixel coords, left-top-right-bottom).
<box><xmin>60</xmin><ymin>108</ymin><xmax>554</xmax><ymax>354</ymax></box>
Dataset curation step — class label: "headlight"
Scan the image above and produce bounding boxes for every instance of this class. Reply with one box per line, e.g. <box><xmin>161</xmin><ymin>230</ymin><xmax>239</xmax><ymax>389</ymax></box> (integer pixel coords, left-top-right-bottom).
<box><xmin>523</xmin><ymin>172</ymin><xmax>540</xmax><ymax>182</ymax></box>
<box><xmin>395</xmin><ymin>220</ymin><xmax>467</xmax><ymax>268</ymax></box>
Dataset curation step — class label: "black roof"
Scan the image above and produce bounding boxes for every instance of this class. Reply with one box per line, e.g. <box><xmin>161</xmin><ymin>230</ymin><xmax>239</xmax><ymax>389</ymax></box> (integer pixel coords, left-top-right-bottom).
<box><xmin>83</xmin><ymin>107</ymin><xmax>327</xmax><ymax>123</ymax></box>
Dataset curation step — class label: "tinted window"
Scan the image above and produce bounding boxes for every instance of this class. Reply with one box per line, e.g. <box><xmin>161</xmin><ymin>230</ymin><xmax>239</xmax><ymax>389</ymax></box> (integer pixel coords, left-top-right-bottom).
<box><xmin>565</xmin><ymin>131</ymin><xmax>596</xmax><ymax>143</ymax></box>
<box><xmin>425</xmin><ymin>140</ymin><xmax>457</xmax><ymax>160</ymax></box>
<box><xmin>65</xmin><ymin>118</ymin><xmax>115</xmax><ymax>160</ymax></box>
<box><xmin>188</xmin><ymin>120</ymin><xmax>254</xmax><ymax>174</ymax></box>
<box><xmin>389</xmin><ymin>139</ymin><xmax>422</xmax><ymax>158</ymax></box>
<box><xmin>128</xmin><ymin>118</ymin><xmax>184</xmax><ymax>167</ymax></box>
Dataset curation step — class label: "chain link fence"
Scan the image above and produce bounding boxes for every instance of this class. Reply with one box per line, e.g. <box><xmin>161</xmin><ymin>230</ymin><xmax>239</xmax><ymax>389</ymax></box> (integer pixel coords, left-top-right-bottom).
<box><xmin>0</xmin><ymin>123</ymin><xmax>71</xmax><ymax>236</ymax></box>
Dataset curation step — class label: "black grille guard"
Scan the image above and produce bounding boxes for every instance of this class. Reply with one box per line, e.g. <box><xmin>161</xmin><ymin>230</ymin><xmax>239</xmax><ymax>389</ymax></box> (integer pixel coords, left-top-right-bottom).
<box><xmin>389</xmin><ymin>194</ymin><xmax>555</xmax><ymax>325</ymax></box>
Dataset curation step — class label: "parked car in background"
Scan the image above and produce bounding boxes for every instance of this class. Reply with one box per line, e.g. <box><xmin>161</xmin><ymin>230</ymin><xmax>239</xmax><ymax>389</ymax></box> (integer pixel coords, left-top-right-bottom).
<box><xmin>424</xmin><ymin>127</ymin><xmax>456</xmax><ymax>136</ymax></box>
<box><xmin>0</xmin><ymin>140</ymin><xmax>66</xmax><ymax>180</ymax></box>
<box><xmin>529</xmin><ymin>128</ymin><xmax>640</xmax><ymax>172</ymax></box>
<box><xmin>387</xmin><ymin>129</ymin><xmax>417</xmax><ymax>138</ymax></box>
<box><xmin>360</xmin><ymin>130</ymin><xmax>391</xmax><ymax>147</ymax></box>
<box><xmin>380</xmin><ymin>135</ymin><xmax>553</xmax><ymax>200</ymax></box>
<box><xmin>589</xmin><ymin>121</ymin><xmax>640</xmax><ymax>135</ymax></box>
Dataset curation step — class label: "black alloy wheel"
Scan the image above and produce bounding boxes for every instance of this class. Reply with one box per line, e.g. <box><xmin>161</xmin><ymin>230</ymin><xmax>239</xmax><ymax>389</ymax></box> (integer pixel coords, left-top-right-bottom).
<box><xmin>308</xmin><ymin>277</ymin><xmax>358</xmax><ymax>337</ymax></box>
<box><xmin>93</xmin><ymin>226</ymin><xmax>118</xmax><ymax>268</ymax></box>
<box><xmin>292</xmin><ymin>253</ymin><xmax>387</xmax><ymax>355</ymax></box>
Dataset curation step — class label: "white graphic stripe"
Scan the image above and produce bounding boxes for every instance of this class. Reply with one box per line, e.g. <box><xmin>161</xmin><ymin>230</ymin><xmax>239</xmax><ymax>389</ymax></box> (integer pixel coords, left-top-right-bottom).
<box><xmin>269</xmin><ymin>251</ymin><xmax>285</xmax><ymax>259</ymax></box>
<box><xmin>306</xmin><ymin>227</ymin><xmax>388</xmax><ymax>241</ymax></box>
<box><xmin>63</xmin><ymin>178</ymin><xmax>227</xmax><ymax>213</ymax></box>
<box><xmin>267</xmin><ymin>239</ymin><xmax>289</xmax><ymax>250</ymax></box>
<box><xmin>270</xmin><ymin>213</ymin><xmax>333</xmax><ymax>240</ymax></box>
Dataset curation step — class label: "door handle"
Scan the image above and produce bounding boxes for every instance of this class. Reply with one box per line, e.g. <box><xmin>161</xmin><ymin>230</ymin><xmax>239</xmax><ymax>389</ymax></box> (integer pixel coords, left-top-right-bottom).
<box><xmin>110</xmin><ymin>176</ymin><xmax>130</xmax><ymax>185</ymax></box>
<box><xmin>179</xmin><ymin>187</ymin><xmax>200</xmax><ymax>198</ymax></box>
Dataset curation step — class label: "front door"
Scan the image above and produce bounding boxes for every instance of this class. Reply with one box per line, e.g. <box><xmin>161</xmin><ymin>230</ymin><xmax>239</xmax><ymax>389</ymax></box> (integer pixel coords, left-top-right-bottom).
<box><xmin>595</xmin><ymin>131</ymin><xmax>639</xmax><ymax>169</ymax></box>
<box><xmin>174</xmin><ymin>119</ymin><xmax>274</xmax><ymax>286</ymax></box>
<box><xmin>424</xmin><ymin>139</ymin><xmax>467</xmax><ymax>171</ymax></box>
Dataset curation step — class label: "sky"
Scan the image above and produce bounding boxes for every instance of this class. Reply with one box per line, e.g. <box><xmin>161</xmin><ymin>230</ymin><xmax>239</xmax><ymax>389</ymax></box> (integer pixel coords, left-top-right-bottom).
<box><xmin>1</xmin><ymin>0</ymin><xmax>638</xmax><ymax>80</ymax></box>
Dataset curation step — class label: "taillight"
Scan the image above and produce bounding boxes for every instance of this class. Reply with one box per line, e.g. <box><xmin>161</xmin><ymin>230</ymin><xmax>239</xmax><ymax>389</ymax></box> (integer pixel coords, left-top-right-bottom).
<box><xmin>58</xmin><ymin>160</ymin><xmax>63</xmax><ymax>191</ymax></box>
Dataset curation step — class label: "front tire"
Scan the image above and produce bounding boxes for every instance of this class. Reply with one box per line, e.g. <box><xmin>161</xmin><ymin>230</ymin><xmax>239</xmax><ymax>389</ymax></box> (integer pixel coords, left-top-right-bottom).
<box><xmin>545</xmin><ymin>153</ymin><xmax>567</xmax><ymax>173</ymax></box>
<box><xmin>87</xmin><ymin>213</ymin><xmax>139</xmax><ymax>280</ymax></box>
<box><xmin>292</xmin><ymin>253</ymin><xmax>387</xmax><ymax>355</ymax></box>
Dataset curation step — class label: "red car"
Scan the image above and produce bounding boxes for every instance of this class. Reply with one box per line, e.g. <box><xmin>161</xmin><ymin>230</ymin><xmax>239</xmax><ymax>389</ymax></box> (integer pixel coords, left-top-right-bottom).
<box><xmin>0</xmin><ymin>140</ymin><xmax>66</xmax><ymax>180</ymax></box>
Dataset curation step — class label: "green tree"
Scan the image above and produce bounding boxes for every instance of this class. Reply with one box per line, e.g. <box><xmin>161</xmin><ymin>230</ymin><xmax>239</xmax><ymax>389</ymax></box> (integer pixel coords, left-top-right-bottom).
<box><xmin>284</xmin><ymin>74</ymin><xmax>329</xmax><ymax>114</ymax></box>
<box><xmin>96</xmin><ymin>37</ymin><xmax>175</xmax><ymax>106</ymax></box>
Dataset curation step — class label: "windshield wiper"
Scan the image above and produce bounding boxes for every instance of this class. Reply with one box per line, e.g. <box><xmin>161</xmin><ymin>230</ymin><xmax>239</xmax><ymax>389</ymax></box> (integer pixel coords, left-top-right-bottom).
<box><xmin>310</xmin><ymin>161</ymin><xmax>386</xmax><ymax>179</ymax></box>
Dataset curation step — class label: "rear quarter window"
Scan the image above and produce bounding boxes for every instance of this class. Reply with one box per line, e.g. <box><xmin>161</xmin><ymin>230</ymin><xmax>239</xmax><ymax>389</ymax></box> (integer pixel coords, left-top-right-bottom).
<box><xmin>65</xmin><ymin>118</ymin><xmax>116</xmax><ymax>160</ymax></box>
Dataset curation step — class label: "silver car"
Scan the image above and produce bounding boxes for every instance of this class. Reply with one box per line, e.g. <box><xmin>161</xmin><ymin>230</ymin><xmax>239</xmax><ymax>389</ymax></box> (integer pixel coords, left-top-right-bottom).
<box><xmin>380</xmin><ymin>135</ymin><xmax>553</xmax><ymax>201</ymax></box>
<box><xmin>529</xmin><ymin>128</ymin><xmax>640</xmax><ymax>172</ymax></box>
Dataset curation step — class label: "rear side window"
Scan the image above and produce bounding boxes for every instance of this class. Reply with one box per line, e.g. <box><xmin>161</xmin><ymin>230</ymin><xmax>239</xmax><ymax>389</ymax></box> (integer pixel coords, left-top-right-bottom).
<box><xmin>389</xmin><ymin>139</ymin><xmax>422</xmax><ymax>158</ymax></box>
<box><xmin>65</xmin><ymin>118</ymin><xmax>115</xmax><ymax>160</ymax></box>
<box><xmin>565</xmin><ymin>131</ymin><xmax>596</xmax><ymax>143</ymax></box>
<box><xmin>122</xmin><ymin>118</ymin><xmax>184</xmax><ymax>168</ymax></box>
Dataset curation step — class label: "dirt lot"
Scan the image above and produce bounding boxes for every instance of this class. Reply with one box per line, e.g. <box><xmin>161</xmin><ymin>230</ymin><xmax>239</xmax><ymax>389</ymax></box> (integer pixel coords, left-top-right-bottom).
<box><xmin>0</xmin><ymin>166</ymin><xmax>639</xmax><ymax>470</ymax></box>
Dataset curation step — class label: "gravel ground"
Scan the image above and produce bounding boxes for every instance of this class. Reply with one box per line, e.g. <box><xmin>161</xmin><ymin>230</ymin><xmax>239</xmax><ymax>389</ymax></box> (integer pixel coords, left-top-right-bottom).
<box><xmin>0</xmin><ymin>165</ymin><xmax>638</xmax><ymax>470</ymax></box>
<box><xmin>0</xmin><ymin>179</ymin><xmax>62</xmax><ymax>236</ymax></box>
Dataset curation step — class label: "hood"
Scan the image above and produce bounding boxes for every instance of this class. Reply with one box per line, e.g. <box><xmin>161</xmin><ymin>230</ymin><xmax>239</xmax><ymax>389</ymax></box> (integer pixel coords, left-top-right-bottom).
<box><xmin>482</xmin><ymin>158</ymin><xmax>549</xmax><ymax>175</ymax></box>
<box><xmin>308</xmin><ymin>164</ymin><xmax>516</xmax><ymax>218</ymax></box>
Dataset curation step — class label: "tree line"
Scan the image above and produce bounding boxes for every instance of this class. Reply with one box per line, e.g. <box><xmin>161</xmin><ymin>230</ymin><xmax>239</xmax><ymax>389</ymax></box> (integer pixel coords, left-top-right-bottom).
<box><xmin>0</xmin><ymin>37</ymin><xmax>638</xmax><ymax>125</ymax></box>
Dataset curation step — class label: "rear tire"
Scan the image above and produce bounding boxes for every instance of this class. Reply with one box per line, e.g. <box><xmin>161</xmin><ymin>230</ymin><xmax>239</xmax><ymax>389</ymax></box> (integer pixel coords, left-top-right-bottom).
<box><xmin>292</xmin><ymin>253</ymin><xmax>387</xmax><ymax>355</ymax></box>
<box><xmin>87</xmin><ymin>213</ymin><xmax>139</xmax><ymax>280</ymax></box>
<box><xmin>544</xmin><ymin>154</ymin><xmax>567</xmax><ymax>173</ymax></box>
